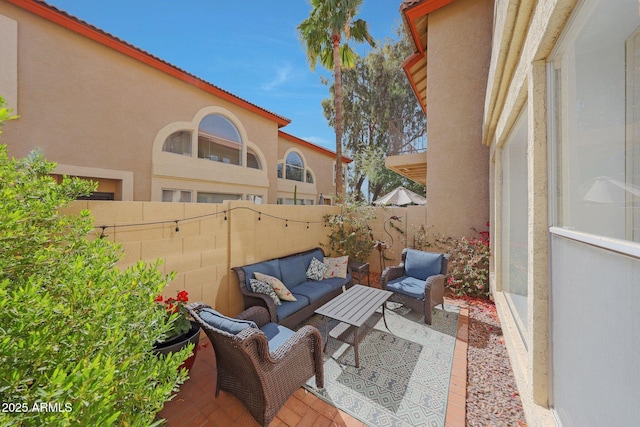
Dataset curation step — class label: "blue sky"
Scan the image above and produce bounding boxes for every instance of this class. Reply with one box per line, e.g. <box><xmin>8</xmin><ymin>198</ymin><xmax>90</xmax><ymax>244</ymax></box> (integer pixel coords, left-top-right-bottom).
<box><xmin>45</xmin><ymin>1</ymin><xmax>405</xmax><ymax>151</ymax></box>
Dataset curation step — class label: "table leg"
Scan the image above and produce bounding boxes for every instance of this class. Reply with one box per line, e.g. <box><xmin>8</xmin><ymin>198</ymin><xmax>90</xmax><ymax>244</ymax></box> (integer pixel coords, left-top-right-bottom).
<box><xmin>323</xmin><ymin>316</ymin><xmax>329</xmax><ymax>352</ymax></box>
<box><xmin>354</xmin><ymin>327</ymin><xmax>360</xmax><ymax>368</ymax></box>
<box><xmin>382</xmin><ymin>303</ymin><xmax>390</xmax><ymax>332</ymax></box>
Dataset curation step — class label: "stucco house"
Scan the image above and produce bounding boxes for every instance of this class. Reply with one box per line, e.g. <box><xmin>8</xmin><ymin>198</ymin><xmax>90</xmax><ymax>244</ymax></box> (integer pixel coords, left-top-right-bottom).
<box><xmin>396</xmin><ymin>0</ymin><xmax>640</xmax><ymax>425</ymax></box>
<box><xmin>0</xmin><ymin>0</ymin><xmax>350</xmax><ymax>205</ymax></box>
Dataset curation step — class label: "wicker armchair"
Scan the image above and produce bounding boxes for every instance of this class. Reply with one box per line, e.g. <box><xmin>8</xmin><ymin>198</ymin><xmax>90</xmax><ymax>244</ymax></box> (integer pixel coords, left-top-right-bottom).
<box><xmin>381</xmin><ymin>248</ymin><xmax>450</xmax><ymax>324</ymax></box>
<box><xmin>186</xmin><ymin>303</ymin><xmax>324</xmax><ymax>427</ymax></box>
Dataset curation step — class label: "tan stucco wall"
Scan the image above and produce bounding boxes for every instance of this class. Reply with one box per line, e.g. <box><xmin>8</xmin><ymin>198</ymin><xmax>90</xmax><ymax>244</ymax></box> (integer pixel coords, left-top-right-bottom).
<box><xmin>425</xmin><ymin>0</ymin><xmax>493</xmax><ymax>239</ymax></box>
<box><xmin>485</xmin><ymin>1</ymin><xmax>578</xmax><ymax>426</ymax></box>
<box><xmin>0</xmin><ymin>2</ymin><xmax>338</xmax><ymax>205</ymax></box>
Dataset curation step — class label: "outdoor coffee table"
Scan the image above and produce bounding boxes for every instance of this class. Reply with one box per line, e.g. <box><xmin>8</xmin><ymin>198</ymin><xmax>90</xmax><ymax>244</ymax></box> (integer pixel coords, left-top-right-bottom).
<box><xmin>315</xmin><ymin>284</ymin><xmax>393</xmax><ymax>368</ymax></box>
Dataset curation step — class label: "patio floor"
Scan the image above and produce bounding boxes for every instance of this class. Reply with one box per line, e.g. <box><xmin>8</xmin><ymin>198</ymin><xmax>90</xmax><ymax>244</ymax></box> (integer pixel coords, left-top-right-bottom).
<box><xmin>158</xmin><ymin>298</ymin><xmax>469</xmax><ymax>427</ymax></box>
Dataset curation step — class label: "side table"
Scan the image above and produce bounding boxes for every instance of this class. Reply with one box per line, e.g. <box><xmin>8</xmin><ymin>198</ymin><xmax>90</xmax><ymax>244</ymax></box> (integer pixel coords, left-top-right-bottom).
<box><xmin>348</xmin><ymin>261</ymin><xmax>370</xmax><ymax>286</ymax></box>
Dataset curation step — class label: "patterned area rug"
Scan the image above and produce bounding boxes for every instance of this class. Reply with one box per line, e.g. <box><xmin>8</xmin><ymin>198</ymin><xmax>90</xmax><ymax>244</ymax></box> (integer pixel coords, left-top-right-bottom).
<box><xmin>302</xmin><ymin>303</ymin><xmax>459</xmax><ymax>427</ymax></box>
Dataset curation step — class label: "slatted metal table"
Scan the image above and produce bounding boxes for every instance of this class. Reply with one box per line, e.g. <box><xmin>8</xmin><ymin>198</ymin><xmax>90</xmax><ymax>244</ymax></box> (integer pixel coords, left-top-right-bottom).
<box><xmin>315</xmin><ymin>284</ymin><xmax>392</xmax><ymax>367</ymax></box>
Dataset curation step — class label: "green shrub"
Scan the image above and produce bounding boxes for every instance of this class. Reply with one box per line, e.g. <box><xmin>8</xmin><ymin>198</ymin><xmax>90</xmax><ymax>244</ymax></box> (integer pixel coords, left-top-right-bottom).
<box><xmin>323</xmin><ymin>198</ymin><xmax>377</xmax><ymax>262</ymax></box>
<box><xmin>0</xmin><ymin>100</ymin><xmax>189</xmax><ymax>426</ymax></box>
<box><xmin>412</xmin><ymin>224</ymin><xmax>491</xmax><ymax>299</ymax></box>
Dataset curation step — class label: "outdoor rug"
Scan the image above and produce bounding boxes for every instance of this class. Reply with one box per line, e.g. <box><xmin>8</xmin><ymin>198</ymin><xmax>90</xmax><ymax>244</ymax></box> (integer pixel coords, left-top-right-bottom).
<box><xmin>301</xmin><ymin>303</ymin><xmax>459</xmax><ymax>427</ymax></box>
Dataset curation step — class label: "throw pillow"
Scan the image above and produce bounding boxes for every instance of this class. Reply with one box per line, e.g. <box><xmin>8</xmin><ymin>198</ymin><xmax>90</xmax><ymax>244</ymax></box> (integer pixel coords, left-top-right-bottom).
<box><xmin>306</xmin><ymin>257</ymin><xmax>329</xmax><ymax>281</ymax></box>
<box><xmin>323</xmin><ymin>255</ymin><xmax>349</xmax><ymax>279</ymax></box>
<box><xmin>254</xmin><ymin>272</ymin><xmax>297</xmax><ymax>301</ymax></box>
<box><xmin>249</xmin><ymin>278</ymin><xmax>281</xmax><ymax>305</ymax></box>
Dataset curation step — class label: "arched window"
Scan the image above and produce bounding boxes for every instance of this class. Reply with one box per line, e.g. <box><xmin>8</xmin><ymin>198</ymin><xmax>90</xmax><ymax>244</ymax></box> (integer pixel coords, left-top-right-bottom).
<box><xmin>285</xmin><ymin>152</ymin><xmax>304</xmax><ymax>182</ymax></box>
<box><xmin>198</xmin><ymin>114</ymin><xmax>242</xmax><ymax>165</ymax></box>
<box><xmin>247</xmin><ymin>148</ymin><xmax>261</xmax><ymax>169</ymax></box>
<box><xmin>163</xmin><ymin>131</ymin><xmax>192</xmax><ymax>156</ymax></box>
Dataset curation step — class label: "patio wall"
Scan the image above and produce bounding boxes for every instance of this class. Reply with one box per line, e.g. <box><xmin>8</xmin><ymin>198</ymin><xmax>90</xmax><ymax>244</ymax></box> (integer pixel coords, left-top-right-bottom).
<box><xmin>64</xmin><ymin>201</ymin><xmax>427</xmax><ymax>316</ymax></box>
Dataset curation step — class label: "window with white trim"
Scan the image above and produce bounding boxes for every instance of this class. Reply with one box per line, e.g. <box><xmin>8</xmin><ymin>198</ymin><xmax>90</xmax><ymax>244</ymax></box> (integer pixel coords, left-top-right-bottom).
<box><xmin>162</xmin><ymin>189</ymin><xmax>192</xmax><ymax>203</ymax></box>
<box><xmin>550</xmin><ymin>0</ymin><xmax>640</xmax><ymax>242</ymax></box>
<box><xmin>198</xmin><ymin>114</ymin><xmax>242</xmax><ymax>165</ymax></box>
<box><xmin>162</xmin><ymin>131</ymin><xmax>192</xmax><ymax>156</ymax></box>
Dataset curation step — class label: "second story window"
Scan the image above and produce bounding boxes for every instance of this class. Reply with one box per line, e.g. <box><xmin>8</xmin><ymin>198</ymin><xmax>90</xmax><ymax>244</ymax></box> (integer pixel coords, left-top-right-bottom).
<box><xmin>198</xmin><ymin>114</ymin><xmax>242</xmax><ymax>165</ymax></box>
<box><xmin>285</xmin><ymin>152</ymin><xmax>304</xmax><ymax>182</ymax></box>
<box><xmin>163</xmin><ymin>131</ymin><xmax>192</xmax><ymax>156</ymax></box>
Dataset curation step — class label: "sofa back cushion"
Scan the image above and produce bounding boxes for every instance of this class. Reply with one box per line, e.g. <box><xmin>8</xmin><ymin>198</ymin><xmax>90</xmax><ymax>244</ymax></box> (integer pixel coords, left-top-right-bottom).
<box><xmin>241</xmin><ymin>259</ymin><xmax>281</xmax><ymax>288</ymax></box>
<box><xmin>199</xmin><ymin>308</ymin><xmax>257</xmax><ymax>334</ymax></box>
<box><xmin>279</xmin><ymin>256</ymin><xmax>308</xmax><ymax>289</ymax></box>
<box><xmin>404</xmin><ymin>249</ymin><xmax>443</xmax><ymax>281</ymax></box>
<box><xmin>299</xmin><ymin>248</ymin><xmax>324</xmax><ymax>270</ymax></box>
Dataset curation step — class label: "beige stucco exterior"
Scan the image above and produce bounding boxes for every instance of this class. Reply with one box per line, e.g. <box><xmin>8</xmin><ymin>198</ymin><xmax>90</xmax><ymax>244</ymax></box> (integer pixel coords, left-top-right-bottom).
<box><xmin>399</xmin><ymin>0</ymin><xmax>493</xmax><ymax>239</ymax></box>
<box><xmin>0</xmin><ymin>0</ymin><xmax>347</xmax><ymax>204</ymax></box>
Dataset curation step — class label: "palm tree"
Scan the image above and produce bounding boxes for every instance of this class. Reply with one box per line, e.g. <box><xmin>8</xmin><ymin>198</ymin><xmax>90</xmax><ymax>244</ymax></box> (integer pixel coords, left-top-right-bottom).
<box><xmin>297</xmin><ymin>0</ymin><xmax>375</xmax><ymax>197</ymax></box>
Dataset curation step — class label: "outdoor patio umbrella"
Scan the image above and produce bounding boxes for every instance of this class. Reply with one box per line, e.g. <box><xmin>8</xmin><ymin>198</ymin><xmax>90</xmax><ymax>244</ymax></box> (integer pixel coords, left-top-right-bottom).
<box><xmin>373</xmin><ymin>186</ymin><xmax>427</xmax><ymax>206</ymax></box>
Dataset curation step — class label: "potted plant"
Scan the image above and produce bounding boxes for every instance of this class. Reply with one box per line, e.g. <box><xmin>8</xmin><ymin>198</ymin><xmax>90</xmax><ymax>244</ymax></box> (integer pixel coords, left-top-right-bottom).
<box><xmin>153</xmin><ymin>290</ymin><xmax>201</xmax><ymax>371</ymax></box>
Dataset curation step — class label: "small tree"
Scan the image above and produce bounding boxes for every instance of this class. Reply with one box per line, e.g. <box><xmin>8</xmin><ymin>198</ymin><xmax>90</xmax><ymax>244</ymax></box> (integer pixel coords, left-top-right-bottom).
<box><xmin>0</xmin><ymin>98</ymin><xmax>189</xmax><ymax>426</ymax></box>
<box><xmin>323</xmin><ymin>197</ymin><xmax>376</xmax><ymax>262</ymax></box>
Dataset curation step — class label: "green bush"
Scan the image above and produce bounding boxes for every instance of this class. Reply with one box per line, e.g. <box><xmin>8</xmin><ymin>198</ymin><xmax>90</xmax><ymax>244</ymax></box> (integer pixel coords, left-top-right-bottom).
<box><xmin>0</xmin><ymin>99</ymin><xmax>189</xmax><ymax>426</ymax></box>
<box><xmin>412</xmin><ymin>224</ymin><xmax>491</xmax><ymax>299</ymax></box>
<box><xmin>323</xmin><ymin>198</ymin><xmax>376</xmax><ymax>262</ymax></box>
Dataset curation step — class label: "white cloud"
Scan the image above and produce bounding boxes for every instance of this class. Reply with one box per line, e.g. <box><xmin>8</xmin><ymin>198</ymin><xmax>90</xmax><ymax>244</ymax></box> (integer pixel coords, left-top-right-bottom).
<box><xmin>261</xmin><ymin>64</ymin><xmax>293</xmax><ymax>91</ymax></box>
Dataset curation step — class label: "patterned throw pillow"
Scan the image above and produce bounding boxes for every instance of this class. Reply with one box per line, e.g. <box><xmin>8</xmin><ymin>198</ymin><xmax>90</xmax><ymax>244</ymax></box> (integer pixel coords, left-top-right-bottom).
<box><xmin>254</xmin><ymin>272</ymin><xmax>297</xmax><ymax>301</ymax></box>
<box><xmin>306</xmin><ymin>257</ymin><xmax>329</xmax><ymax>281</ymax></box>
<box><xmin>249</xmin><ymin>278</ymin><xmax>281</xmax><ymax>306</ymax></box>
<box><xmin>323</xmin><ymin>256</ymin><xmax>349</xmax><ymax>279</ymax></box>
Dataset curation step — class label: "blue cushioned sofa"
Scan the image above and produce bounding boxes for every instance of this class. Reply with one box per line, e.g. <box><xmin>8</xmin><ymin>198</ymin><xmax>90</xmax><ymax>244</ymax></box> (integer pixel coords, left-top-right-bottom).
<box><xmin>232</xmin><ymin>247</ymin><xmax>353</xmax><ymax>328</ymax></box>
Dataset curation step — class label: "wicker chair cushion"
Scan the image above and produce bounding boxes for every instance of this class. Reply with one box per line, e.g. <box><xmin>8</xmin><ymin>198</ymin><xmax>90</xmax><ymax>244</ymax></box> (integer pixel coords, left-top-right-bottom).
<box><xmin>386</xmin><ymin>275</ymin><xmax>427</xmax><ymax>299</ymax></box>
<box><xmin>405</xmin><ymin>249</ymin><xmax>443</xmax><ymax>281</ymax></box>
<box><xmin>199</xmin><ymin>308</ymin><xmax>257</xmax><ymax>334</ymax></box>
<box><xmin>306</xmin><ymin>257</ymin><xmax>328</xmax><ymax>281</ymax></box>
<box><xmin>279</xmin><ymin>256</ymin><xmax>308</xmax><ymax>289</ymax></box>
<box><xmin>261</xmin><ymin>322</ymin><xmax>296</xmax><ymax>352</ymax></box>
<box><xmin>249</xmin><ymin>278</ymin><xmax>281</xmax><ymax>305</ymax></box>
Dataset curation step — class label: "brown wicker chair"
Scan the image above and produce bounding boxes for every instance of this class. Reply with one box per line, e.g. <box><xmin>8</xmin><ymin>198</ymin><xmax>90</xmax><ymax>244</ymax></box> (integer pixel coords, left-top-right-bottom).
<box><xmin>380</xmin><ymin>248</ymin><xmax>450</xmax><ymax>324</ymax></box>
<box><xmin>186</xmin><ymin>303</ymin><xmax>324</xmax><ymax>427</ymax></box>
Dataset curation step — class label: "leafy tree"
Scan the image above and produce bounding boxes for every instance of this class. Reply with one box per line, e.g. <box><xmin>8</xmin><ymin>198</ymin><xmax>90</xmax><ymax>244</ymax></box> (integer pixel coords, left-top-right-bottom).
<box><xmin>298</xmin><ymin>0</ymin><xmax>375</xmax><ymax>197</ymax></box>
<box><xmin>0</xmin><ymin>98</ymin><xmax>189</xmax><ymax>426</ymax></box>
<box><xmin>322</xmin><ymin>30</ymin><xmax>426</xmax><ymax>201</ymax></box>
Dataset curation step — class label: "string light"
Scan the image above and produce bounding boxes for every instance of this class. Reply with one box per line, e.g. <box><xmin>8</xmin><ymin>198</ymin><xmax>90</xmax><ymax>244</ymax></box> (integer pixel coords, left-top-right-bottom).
<box><xmin>91</xmin><ymin>206</ymin><xmax>327</xmax><ymax>234</ymax></box>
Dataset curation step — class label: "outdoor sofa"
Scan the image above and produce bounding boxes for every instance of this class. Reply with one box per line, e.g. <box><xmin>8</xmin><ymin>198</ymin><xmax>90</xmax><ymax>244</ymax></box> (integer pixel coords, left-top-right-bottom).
<box><xmin>232</xmin><ymin>247</ymin><xmax>353</xmax><ymax>329</ymax></box>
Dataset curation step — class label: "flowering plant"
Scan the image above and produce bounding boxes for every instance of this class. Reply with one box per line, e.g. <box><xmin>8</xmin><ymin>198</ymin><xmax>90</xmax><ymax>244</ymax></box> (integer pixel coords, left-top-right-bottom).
<box><xmin>155</xmin><ymin>290</ymin><xmax>192</xmax><ymax>342</ymax></box>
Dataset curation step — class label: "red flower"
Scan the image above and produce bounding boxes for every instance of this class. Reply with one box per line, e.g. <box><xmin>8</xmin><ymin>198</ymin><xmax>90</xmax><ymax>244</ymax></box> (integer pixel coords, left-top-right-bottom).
<box><xmin>177</xmin><ymin>290</ymin><xmax>189</xmax><ymax>303</ymax></box>
<box><xmin>154</xmin><ymin>295</ymin><xmax>163</xmax><ymax>302</ymax></box>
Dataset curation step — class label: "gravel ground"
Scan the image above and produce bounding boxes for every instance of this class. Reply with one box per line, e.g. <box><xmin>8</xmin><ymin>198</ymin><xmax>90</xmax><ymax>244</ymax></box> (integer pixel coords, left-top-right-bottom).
<box><xmin>464</xmin><ymin>298</ymin><xmax>527</xmax><ymax>426</ymax></box>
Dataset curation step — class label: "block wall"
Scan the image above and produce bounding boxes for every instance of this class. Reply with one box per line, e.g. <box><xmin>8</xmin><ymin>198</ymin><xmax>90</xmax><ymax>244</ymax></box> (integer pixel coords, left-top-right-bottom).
<box><xmin>65</xmin><ymin>201</ymin><xmax>428</xmax><ymax>316</ymax></box>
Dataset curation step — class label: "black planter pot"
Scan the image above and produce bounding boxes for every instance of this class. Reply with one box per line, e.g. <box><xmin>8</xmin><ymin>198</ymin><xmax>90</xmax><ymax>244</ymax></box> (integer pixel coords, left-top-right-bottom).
<box><xmin>154</xmin><ymin>320</ymin><xmax>201</xmax><ymax>371</ymax></box>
